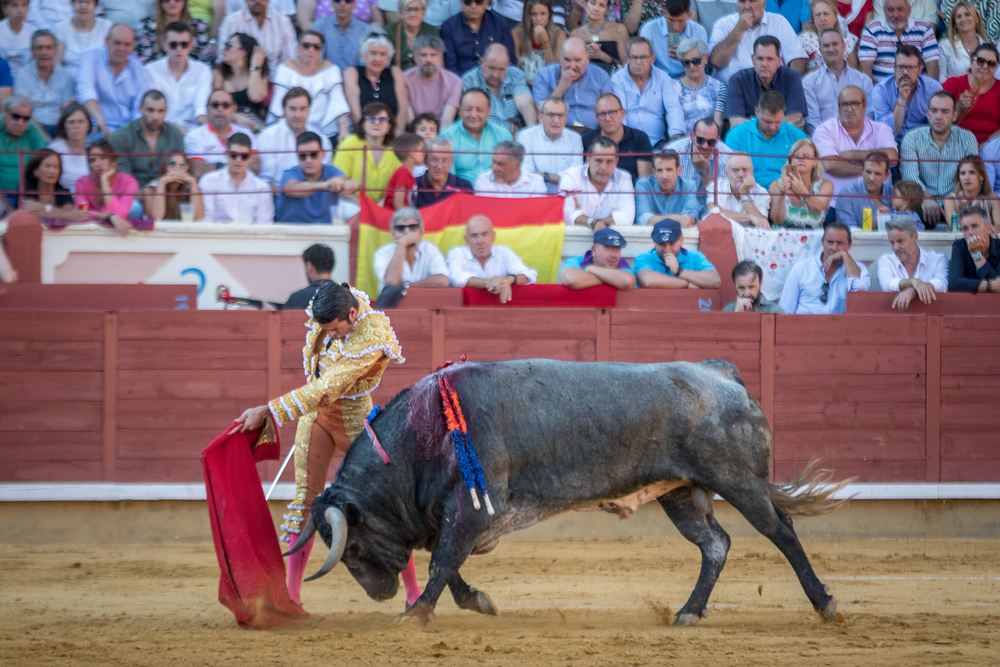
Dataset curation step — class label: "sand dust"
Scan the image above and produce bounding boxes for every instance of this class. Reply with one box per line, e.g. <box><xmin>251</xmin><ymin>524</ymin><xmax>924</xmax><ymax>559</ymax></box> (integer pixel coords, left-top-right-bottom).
<box><xmin>1</xmin><ymin>537</ymin><xmax>997</xmax><ymax>666</ymax></box>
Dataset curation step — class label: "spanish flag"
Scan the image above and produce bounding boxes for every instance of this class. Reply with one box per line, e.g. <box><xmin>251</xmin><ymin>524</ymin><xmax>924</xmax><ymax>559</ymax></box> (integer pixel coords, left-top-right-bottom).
<box><xmin>356</xmin><ymin>193</ymin><xmax>566</xmax><ymax>299</ymax></box>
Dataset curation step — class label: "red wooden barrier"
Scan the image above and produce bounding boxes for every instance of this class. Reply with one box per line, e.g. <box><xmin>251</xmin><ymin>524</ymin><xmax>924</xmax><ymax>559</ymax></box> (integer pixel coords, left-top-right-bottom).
<box><xmin>0</xmin><ymin>284</ymin><xmax>197</xmax><ymax>311</ymax></box>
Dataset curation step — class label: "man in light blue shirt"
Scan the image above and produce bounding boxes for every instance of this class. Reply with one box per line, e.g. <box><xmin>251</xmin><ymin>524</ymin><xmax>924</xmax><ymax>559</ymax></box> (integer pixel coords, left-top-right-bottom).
<box><xmin>802</xmin><ymin>28</ymin><xmax>873</xmax><ymax>132</ymax></box>
<box><xmin>633</xmin><ymin>219</ymin><xmax>721</xmax><ymax>289</ymax></box>
<box><xmin>440</xmin><ymin>88</ymin><xmax>513</xmax><ymax>183</ymax></box>
<box><xmin>76</xmin><ymin>24</ymin><xmax>150</xmax><ymax>137</ymax></box>
<box><xmin>724</xmin><ymin>90</ymin><xmax>807</xmax><ymax>189</ymax></box>
<box><xmin>532</xmin><ymin>37</ymin><xmax>612</xmax><ymax>130</ymax></box>
<box><xmin>559</xmin><ymin>227</ymin><xmax>636</xmax><ymax>291</ymax></box>
<box><xmin>611</xmin><ymin>36</ymin><xmax>686</xmax><ymax>147</ymax></box>
<box><xmin>635</xmin><ymin>151</ymin><xmax>700</xmax><ymax>226</ymax></box>
<box><xmin>780</xmin><ymin>222</ymin><xmax>871</xmax><ymax>313</ymax></box>
<box><xmin>638</xmin><ymin>0</ymin><xmax>708</xmax><ymax>78</ymax></box>
<box><xmin>869</xmin><ymin>44</ymin><xmax>942</xmax><ymax>144</ymax></box>
<box><xmin>276</xmin><ymin>132</ymin><xmax>358</xmax><ymax>223</ymax></box>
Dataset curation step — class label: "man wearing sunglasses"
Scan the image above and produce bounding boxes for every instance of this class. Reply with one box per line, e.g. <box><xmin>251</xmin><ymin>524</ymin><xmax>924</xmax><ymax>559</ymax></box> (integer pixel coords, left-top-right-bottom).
<box><xmin>184</xmin><ymin>89</ymin><xmax>259</xmax><ymax>178</ymax></box>
<box><xmin>780</xmin><ymin>221</ymin><xmax>870</xmax><ymax>314</ymax></box>
<box><xmin>198</xmin><ymin>132</ymin><xmax>274</xmax><ymax>223</ymax></box>
<box><xmin>441</xmin><ymin>0</ymin><xmax>517</xmax><ymax>76</ymax></box>
<box><xmin>665</xmin><ymin>117</ymin><xmax>732</xmax><ymax>216</ymax></box>
<box><xmin>0</xmin><ymin>94</ymin><xmax>45</xmax><ymax>206</ymax></box>
<box><xmin>372</xmin><ymin>207</ymin><xmax>450</xmax><ymax>294</ymax></box>
<box><xmin>277</xmin><ymin>131</ymin><xmax>358</xmax><ymax>224</ymax></box>
<box><xmin>144</xmin><ymin>22</ymin><xmax>212</xmax><ymax>131</ymax></box>
<box><xmin>258</xmin><ymin>87</ymin><xmax>332</xmax><ymax>188</ymax></box>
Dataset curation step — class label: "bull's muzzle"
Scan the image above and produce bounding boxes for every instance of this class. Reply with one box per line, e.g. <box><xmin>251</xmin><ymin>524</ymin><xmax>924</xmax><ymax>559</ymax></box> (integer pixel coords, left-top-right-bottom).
<box><xmin>304</xmin><ymin>508</ymin><xmax>348</xmax><ymax>582</ymax></box>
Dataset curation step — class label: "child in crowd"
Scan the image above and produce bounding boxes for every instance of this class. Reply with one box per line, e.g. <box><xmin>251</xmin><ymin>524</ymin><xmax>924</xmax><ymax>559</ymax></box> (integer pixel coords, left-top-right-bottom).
<box><xmin>407</xmin><ymin>113</ymin><xmax>439</xmax><ymax>143</ymax></box>
<box><xmin>891</xmin><ymin>180</ymin><xmax>926</xmax><ymax>230</ymax></box>
<box><xmin>384</xmin><ymin>132</ymin><xmax>426</xmax><ymax>211</ymax></box>
<box><xmin>0</xmin><ymin>0</ymin><xmax>36</xmax><ymax>73</ymax></box>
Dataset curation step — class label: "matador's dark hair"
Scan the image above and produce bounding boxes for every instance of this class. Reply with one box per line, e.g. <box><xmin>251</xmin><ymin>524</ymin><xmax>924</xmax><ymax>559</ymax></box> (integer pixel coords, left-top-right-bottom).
<box><xmin>312</xmin><ymin>282</ymin><xmax>359</xmax><ymax>324</ymax></box>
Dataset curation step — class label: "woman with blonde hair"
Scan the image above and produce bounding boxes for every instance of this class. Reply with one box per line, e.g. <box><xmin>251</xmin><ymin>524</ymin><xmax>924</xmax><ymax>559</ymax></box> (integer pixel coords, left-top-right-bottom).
<box><xmin>768</xmin><ymin>138</ymin><xmax>834</xmax><ymax>228</ymax></box>
<box><xmin>938</xmin><ymin>1</ymin><xmax>990</xmax><ymax>82</ymax></box>
<box><xmin>799</xmin><ymin>0</ymin><xmax>860</xmax><ymax>73</ymax></box>
<box><xmin>513</xmin><ymin>0</ymin><xmax>565</xmax><ymax>86</ymax></box>
<box><xmin>944</xmin><ymin>154</ymin><xmax>1000</xmax><ymax>228</ymax></box>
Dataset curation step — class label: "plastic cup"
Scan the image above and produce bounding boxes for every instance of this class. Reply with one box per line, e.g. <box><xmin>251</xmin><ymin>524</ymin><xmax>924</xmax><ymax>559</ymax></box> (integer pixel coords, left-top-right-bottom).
<box><xmin>179</xmin><ymin>203</ymin><xmax>194</xmax><ymax>222</ymax></box>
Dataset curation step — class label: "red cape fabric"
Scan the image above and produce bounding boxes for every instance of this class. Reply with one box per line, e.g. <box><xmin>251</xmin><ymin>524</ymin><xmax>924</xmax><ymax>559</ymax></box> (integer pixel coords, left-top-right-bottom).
<box><xmin>201</xmin><ymin>421</ymin><xmax>310</xmax><ymax>629</ymax></box>
<box><xmin>461</xmin><ymin>284</ymin><xmax>618</xmax><ymax>308</ymax></box>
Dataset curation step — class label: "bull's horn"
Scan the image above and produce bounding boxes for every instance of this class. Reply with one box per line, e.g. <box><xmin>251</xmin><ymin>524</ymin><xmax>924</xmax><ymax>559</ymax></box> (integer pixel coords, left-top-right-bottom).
<box><xmin>304</xmin><ymin>507</ymin><xmax>348</xmax><ymax>582</ymax></box>
<box><xmin>282</xmin><ymin>515</ymin><xmax>316</xmax><ymax>557</ymax></box>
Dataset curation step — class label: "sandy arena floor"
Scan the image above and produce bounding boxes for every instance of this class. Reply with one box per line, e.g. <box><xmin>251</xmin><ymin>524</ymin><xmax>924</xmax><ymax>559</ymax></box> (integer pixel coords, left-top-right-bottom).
<box><xmin>0</xmin><ymin>537</ymin><xmax>997</xmax><ymax>666</ymax></box>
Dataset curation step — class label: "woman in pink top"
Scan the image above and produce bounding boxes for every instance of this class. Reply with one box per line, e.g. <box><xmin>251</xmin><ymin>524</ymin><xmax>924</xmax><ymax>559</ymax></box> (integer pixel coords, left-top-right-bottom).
<box><xmin>74</xmin><ymin>141</ymin><xmax>137</xmax><ymax>237</ymax></box>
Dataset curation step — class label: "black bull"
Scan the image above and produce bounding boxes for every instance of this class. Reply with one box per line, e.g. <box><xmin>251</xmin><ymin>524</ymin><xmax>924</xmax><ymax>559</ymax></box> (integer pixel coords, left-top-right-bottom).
<box><xmin>288</xmin><ymin>358</ymin><xmax>848</xmax><ymax>626</ymax></box>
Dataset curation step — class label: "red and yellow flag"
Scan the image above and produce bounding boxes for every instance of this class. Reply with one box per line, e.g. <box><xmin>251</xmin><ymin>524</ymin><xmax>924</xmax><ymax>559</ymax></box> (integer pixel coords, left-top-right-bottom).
<box><xmin>356</xmin><ymin>193</ymin><xmax>566</xmax><ymax>299</ymax></box>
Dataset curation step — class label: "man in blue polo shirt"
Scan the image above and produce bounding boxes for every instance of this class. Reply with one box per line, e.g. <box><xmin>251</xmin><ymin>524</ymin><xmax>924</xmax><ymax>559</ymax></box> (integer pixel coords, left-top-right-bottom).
<box><xmin>726</xmin><ymin>35</ymin><xmax>806</xmax><ymax>130</ymax></box>
<box><xmin>559</xmin><ymin>227</ymin><xmax>636</xmax><ymax>291</ymax></box>
<box><xmin>725</xmin><ymin>90</ymin><xmax>807</xmax><ymax>189</ymax></box>
<box><xmin>633</xmin><ymin>219</ymin><xmax>721</xmax><ymax>289</ymax></box>
<box><xmin>276</xmin><ymin>132</ymin><xmax>359</xmax><ymax>223</ymax></box>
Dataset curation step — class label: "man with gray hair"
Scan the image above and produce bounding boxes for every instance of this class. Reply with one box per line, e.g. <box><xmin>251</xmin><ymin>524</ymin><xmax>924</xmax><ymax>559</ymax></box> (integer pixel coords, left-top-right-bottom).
<box><xmin>403</xmin><ymin>34</ymin><xmax>462</xmax><ymax>127</ymax></box>
<box><xmin>446</xmin><ymin>215</ymin><xmax>537</xmax><ymax>303</ymax></box>
<box><xmin>372</xmin><ymin>207</ymin><xmax>450</xmax><ymax>293</ymax></box>
<box><xmin>474</xmin><ymin>141</ymin><xmax>546</xmax><ymax>198</ymax></box>
<box><xmin>415</xmin><ymin>137</ymin><xmax>473</xmax><ymax>207</ymax></box>
<box><xmin>461</xmin><ymin>43</ymin><xmax>537</xmax><ymax>131</ymax></box>
<box><xmin>517</xmin><ymin>97</ymin><xmax>583</xmax><ymax>194</ymax></box>
<box><xmin>77</xmin><ymin>23</ymin><xmax>150</xmax><ymax>137</ymax></box>
<box><xmin>12</xmin><ymin>30</ymin><xmax>74</xmax><ymax>136</ymax></box>
<box><xmin>0</xmin><ymin>94</ymin><xmax>46</xmax><ymax>206</ymax></box>
<box><xmin>878</xmin><ymin>215</ymin><xmax>948</xmax><ymax>311</ymax></box>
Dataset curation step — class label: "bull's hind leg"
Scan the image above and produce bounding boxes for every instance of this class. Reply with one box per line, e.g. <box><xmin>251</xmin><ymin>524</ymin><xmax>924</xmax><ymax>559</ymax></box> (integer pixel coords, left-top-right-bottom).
<box><xmin>448</xmin><ymin>571</ymin><xmax>498</xmax><ymax>616</ymax></box>
<box><xmin>720</xmin><ymin>480</ymin><xmax>836</xmax><ymax>621</ymax></box>
<box><xmin>658</xmin><ymin>485</ymin><xmax>731</xmax><ymax>626</ymax></box>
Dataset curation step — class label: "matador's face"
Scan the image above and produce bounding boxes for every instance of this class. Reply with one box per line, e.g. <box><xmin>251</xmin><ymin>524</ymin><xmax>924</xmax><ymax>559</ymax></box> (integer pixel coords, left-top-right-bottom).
<box><xmin>321</xmin><ymin>307</ymin><xmax>360</xmax><ymax>340</ymax></box>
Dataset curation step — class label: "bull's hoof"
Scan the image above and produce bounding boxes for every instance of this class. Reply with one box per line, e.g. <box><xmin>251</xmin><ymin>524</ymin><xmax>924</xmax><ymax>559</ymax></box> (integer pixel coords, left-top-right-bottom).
<box><xmin>396</xmin><ymin>604</ymin><xmax>435</xmax><ymax>627</ymax></box>
<box><xmin>674</xmin><ymin>613</ymin><xmax>701</xmax><ymax>626</ymax></box>
<box><xmin>457</xmin><ymin>590</ymin><xmax>498</xmax><ymax>616</ymax></box>
<box><xmin>819</xmin><ymin>596</ymin><xmax>837</xmax><ymax>622</ymax></box>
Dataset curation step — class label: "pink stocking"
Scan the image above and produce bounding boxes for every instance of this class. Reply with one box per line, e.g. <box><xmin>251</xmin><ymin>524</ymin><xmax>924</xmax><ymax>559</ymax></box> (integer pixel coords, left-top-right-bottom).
<box><xmin>285</xmin><ymin>532</ymin><xmax>314</xmax><ymax>606</ymax></box>
<box><xmin>401</xmin><ymin>554</ymin><xmax>422</xmax><ymax>606</ymax></box>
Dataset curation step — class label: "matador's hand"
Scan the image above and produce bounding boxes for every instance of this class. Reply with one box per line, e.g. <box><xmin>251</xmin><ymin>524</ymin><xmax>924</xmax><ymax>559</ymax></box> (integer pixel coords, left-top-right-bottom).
<box><xmin>230</xmin><ymin>405</ymin><xmax>271</xmax><ymax>434</ymax></box>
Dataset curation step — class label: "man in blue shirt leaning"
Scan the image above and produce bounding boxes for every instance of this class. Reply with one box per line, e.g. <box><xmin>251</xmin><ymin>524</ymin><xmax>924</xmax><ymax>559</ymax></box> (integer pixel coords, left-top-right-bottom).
<box><xmin>277</xmin><ymin>132</ymin><xmax>359</xmax><ymax>223</ymax></box>
<box><xmin>780</xmin><ymin>221</ymin><xmax>871</xmax><ymax>313</ymax></box>
<box><xmin>633</xmin><ymin>219</ymin><xmax>721</xmax><ymax>289</ymax></box>
<box><xmin>725</xmin><ymin>90</ymin><xmax>807</xmax><ymax>189</ymax></box>
<box><xmin>559</xmin><ymin>227</ymin><xmax>636</xmax><ymax>291</ymax></box>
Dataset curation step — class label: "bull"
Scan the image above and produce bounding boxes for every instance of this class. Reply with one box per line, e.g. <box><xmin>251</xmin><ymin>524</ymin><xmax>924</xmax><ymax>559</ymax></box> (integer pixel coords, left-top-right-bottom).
<box><xmin>287</xmin><ymin>359</ymin><xmax>848</xmax><ymax>626</ymax></box>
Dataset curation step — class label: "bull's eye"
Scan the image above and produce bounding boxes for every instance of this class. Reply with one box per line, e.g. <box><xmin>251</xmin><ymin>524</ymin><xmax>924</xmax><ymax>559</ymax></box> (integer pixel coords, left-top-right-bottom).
<box><xmin>347</xmin><ymin>543</ymin><xmax>362</xmax><ymax>558</ymax></box>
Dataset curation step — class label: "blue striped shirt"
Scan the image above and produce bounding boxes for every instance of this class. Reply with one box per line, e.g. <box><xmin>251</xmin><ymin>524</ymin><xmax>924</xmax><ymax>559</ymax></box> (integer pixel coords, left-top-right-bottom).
<box><xmin>76</xmin><ymin>48</ymin><xmax>150</xmax><ymax>132</ymax></box>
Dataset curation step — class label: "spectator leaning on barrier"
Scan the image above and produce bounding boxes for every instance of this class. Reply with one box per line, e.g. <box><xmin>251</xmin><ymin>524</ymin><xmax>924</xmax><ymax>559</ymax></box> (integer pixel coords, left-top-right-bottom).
<box><xmin>944</xmin><ymin>154</ymin><xmax>1000</xmax><ymax>228</ymax></box>
<box><xmin>900</xmin><ymin>90</ymin><xmax>978</xmax><ymax>227</ymax></box>
<box><xmin>581</xmin><ymin>93</ymin><xmax>653</xmax><ymax>186</ymax></box>
<box><xmin>559</xmin><ymin>227</ymin><xmax>636</xmax><ymax>291</ymax></box>
<box><xmin>726</xmin><ymin>35</ymin><xmax>806</xmax><ymax>130</ymax></box>
<box><xmin>277</xmin><ymin>131</ymin><xmax>359</xmax><ymax>224</ymax></box>
<box><xmin>258</xmin><ymin>87</ymin><xmax>333</xmax><ymax>188</ymax></box>
<box><xmin>19</xmin><ymin>148</ymin><xmax>85</xmax><ymax>223</ymax></box>
<box><xmin>835</xmin><ymin>149</ymin><xmax>895</xmax><ymax>227</ymax></box>
<box><xmin>403</xmin><ymin>35</ymin><xmax>461</xmax><ymax>128</ymax></box>
<box><xmin>723</xmin><ymin>260</ymin><xmax>784</xmax><ymax>312</ymax></box>
<box><xmin>666</xmin><ymin>117</ymin><xmax>731</xmax><ymax>217</ymax></box>
<box><xmin>144</xmin><ymin>22</ymin><xmax>212</xmax><ymax>131</ymax></box>
<box><xmin>878</xmin><ymin>215</ymin><xmax>948</xmax><ymax>310</ymax></box>
<box><xmin>517</xmin><ymin>96</ymin><xmax>583</xmax><ymax>194</ymax></box>
<box><xmin>141</xmin><ymin>151</ymin><xmax>203</xmax><ymax>221</ymax></box>
<box><xmin>802</xmin><ymin>28</ymin><xmax>873</xmax><ymax>133</ymax></box>
<box><xmin>870</xmin><ymin>44</ymin><xmax>943</xmax><ymax>144</ymax></box>
<box><xmin>461</xmin><ymin>43</ymin><xmax>537</xmax><ymax>132</ymax></box>
<box><xmin>708</xmin><ymin>152</ymin><xmax>771</xmax><ymax>228</ymax></box>
<box><xmin>184</xmin><ymin>89</ymin><xmax>259</xmax><ymax>179</ymax></box>
<box><xmin>610</xmin><ymin>36</ymin><xmax>685</xmax><ymax>149</ymax></box>
<box><xmin>779</xmin><ymin>221</ymin><xmax>871</xmax><ymax>314</ymax></box>
<box><xmin>635</xmin><ymin>151</ymin><xmax>700</xmax><ymax>228</ymax></box>
<box><xmin>440</xmin><ymin>87</ymin><xmax>513</xmax><ymax>184</ymax></box>
<box><xmin>725</xmin><ymin>90</ymin><xmax>807</xmax><ymax>190</ymax></box>
<box><xmin>531</xmin><ymin>37</ymin><xmax>612</xmax><ymax>131</ymax></box>
<box><xmin>474</xmin><ymin>141</ymin><xmax>547</xmax><ymax>198</ymax></box>
<box><xmin>0</xmin><ymin>94</ymin><xmax>46</xmax><ymax>205</ymax></box>
<box><xmin>708</xmin><ymin>0</ymin><xmax>807</xmax><ymax>84</ymax></box>
<box><xmin>77</xmin><ymin>23</ymin><xmax>151</xmax><ymax>138</ymax></box>
<box><xmin>372</xmin><ymin>206</ymin><xmax>450</xmax><ymax>293</ymax></box>
<box><xmin>333</xmin><ymin>101</ymin><xmax>402</xmax><ymax>204</ymax></box>
<box><xmin>948</xmin><ymin>204</ymin><xmax>1000</xmax><ymax>293</ymax></box>
<box><xmin>446</xmin><ymin>214</ymin><xmax>537</xmax><ymax>302</ymax></box>
<box><xmin>633</xmin><ymin>219</ymin><xmax>721</xmax><ymax>290</ymax></box>
<box><xmin>639</xmin><ymin>0</ymin><xmax>708</xmax><ymax>78</ymax></box>
<box><xmin>13</xmin><ymin>30</ymin><xmax>74</xmax><ymax>136</ymax></box>
<box><xmin>560</xmin><ymin>135</ymin><xmax>636</xmax><ymax>229</ymax></box>
<box><xmin>74</xmin><ymin>139</ymin><xmax>137</xmax><ymax>235</ymax></box>
<box><xmin>284</xmin><ymin>243</ymin><xmax>335</xmax><ymax>310</ymax></box>
<box><xmin>198</xmin><ymin>132</ymin><xmax>274</xmax><ymax>224</ymax></box>
<box><xmin>414</xmin><ymin>136</ymin><xmax>473</xmax><ymax>207</ymax></box>
<box><xmin>440</xmin><ymin>0</ymin><xmax>518</xmax><ymax>76</ymax></box>
<box><xmin>110</xmin><ymin>90</ymin><xmax>185</xmax><ymax>191</ymax></box>
<box><xmin>858</xmin><ymin>0</ymin><xmax>939</xmax><ymax>83</ymax></box>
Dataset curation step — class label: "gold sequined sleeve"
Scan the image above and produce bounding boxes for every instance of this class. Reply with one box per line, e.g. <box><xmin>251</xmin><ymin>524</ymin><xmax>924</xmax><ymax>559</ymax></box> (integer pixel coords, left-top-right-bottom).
<box><xmin>269</xmin><ymin>350</ymin><xmax>383</xmax><ymax>424</ymax></box>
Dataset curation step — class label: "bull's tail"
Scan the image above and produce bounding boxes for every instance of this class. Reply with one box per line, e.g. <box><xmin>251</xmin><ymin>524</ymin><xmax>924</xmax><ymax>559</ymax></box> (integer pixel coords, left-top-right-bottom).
<box><xmin>768</xmin><ymin>460</ymin><xmax>855</xmax><ymax>518</ymax></box>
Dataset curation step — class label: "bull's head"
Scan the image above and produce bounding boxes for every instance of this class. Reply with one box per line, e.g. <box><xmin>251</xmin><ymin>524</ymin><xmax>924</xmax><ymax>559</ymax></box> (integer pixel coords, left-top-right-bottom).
<box><xmin>285</xmin><ymin>495</ymin><xmax>409</xmax><ymax>602</ymax></box>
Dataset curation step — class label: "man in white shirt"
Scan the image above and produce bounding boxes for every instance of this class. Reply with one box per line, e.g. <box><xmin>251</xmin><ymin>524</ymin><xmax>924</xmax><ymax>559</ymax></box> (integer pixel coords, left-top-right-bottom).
<box><xmin>780</xmin><ymin>222</ymin><xmax>871</xmax><ymax>314</ymax></box>
<box><xmin>707</xmin><ymin>153</ymin><xmax>770</xmax><ymax>227</ymax></box>
<box><xmin>184</xmin><ymin>89</ymin><xmax>258</xmax><ymax>178</ymax></box>
<box><xmin>802</xmin><ymin>29</ymin><xmax>874</xmax><ymax>133</ymax></box>
<box><xmin>144</xmin><ymin>22</ymin><xmax>212</xmax><ymax>131</ymax></box>
<box><xmin>560</xmin><ymin>136</ymin><xmax>635</xmax><ymax>229</ymax></box>
<box><xmin>708</xmin><ymin>0</ymin><xmax>807</xmax><ymax>83</ymax></box>
<box><xmin>878</xmin><ymin>215</ymin><xmax>948</xmax><ymax>310</ymax></box>
<box><xmin>257</xmin><ymin>86</ymin><xmax>332</xmax><ymax>187</ymax></box>
<box><xmin>198</xmin><ymin>132</ymin><xmax>274</xmax><ymax>224</ymax></box>
<box><xmin>446</xmin><ymin>215</ymin><xmax>537</xmax><ymax>303</ymax></box>
<box><xmin>474</xmin><ymin>141</ymin><xmax>547</xmax><ymax>198</ymax></box>
<box><xmin>372</xmin><ymin>207</ymin><xmax>450</xmax><ymax>293</ymax></box>
<box><xmin>517</xmin><ymin>97</ymin><xmax>583</xmax><ymax>194</ymax></box>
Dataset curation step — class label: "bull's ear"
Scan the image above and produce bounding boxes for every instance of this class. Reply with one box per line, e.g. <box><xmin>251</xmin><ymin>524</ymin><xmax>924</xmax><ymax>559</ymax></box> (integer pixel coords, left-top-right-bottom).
<box><xmin>344</xmin><ymin>502</ymin><xmax>362</xmax><ymax>526</ymax></box>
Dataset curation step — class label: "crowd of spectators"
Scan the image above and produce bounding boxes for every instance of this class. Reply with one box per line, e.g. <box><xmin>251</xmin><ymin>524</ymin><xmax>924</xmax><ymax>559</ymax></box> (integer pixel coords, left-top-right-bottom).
<box><xmin>0</xmin><ymin>0</ymin><xmax>998</xmax><ymax>304</ymax></box>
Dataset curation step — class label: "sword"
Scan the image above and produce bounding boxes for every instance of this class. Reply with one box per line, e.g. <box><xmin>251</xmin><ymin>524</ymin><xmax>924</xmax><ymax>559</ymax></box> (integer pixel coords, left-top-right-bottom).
<box><xmin>266</xmin><ymin>445</ymin><xmax>296</xmax><ymax>501</ymax></box>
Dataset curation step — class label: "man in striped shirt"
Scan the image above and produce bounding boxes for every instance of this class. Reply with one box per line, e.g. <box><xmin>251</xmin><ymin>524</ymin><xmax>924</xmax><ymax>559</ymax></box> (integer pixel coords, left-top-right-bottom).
<box><xmin>76</xmin><ymin>24</ymin><xmax>150</xmax><ymax>138</ymax></box>
<box><xmin>858</xmin><ymin>0</ymin><xmax>939</xmax><ymax>83</ymax></box>
<box><xmin>216</xmin><ymin>0</ymin><xmax>296</xmax><ymax>74</ymax></box>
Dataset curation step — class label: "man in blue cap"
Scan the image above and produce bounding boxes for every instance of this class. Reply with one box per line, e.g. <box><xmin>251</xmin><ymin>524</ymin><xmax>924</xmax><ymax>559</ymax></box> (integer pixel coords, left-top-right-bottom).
<box><xmin>559</xmin><ymin>228</ymin><xmax>637</xmax><ymax>291</ymax></box>
<box><xmin>634</xmin><ymin>220</ymin><xmax>721</xmax><ymax>289</ymax></box>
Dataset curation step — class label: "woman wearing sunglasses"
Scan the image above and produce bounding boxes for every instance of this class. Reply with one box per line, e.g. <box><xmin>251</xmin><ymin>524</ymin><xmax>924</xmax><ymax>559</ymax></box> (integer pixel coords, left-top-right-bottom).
<box><xmin>74</xmin><ymin>141</ymin><xmax>137</xmax><ymax>237</ymax></box>
<box><xmin>142</xmin><ymin>152</ymin><xmax>204</xmax><ymax>221</ymax></box>
<box><xmin>943</xmin><ymin>43</ymin><xmax>1000</xmax><ymax>144</ymax></box>
<box><xmin>343</xmin><ymin>32</ymin><xmax>409</xmax><ymax>135</ymax></box>
<box><xmin>675</xmin><ymin>37</ymin><xmax>726</xmax><ymax>134</ymax></box>
<box><xmin>269</xmin><ymin>30</ymin><xmax>352</xmax><ymax>140</ymax></box>
<box><xmin>135</xmin><ymin>0</ymin><xmax>215</xmax><ymax>64</ymax></box>
<box><xmin>213</xmin><ymin>32</ymin><xmax>271</xmax><ymax>132</ymax></box>
<box><xmin>333</xmin><ymin>101</ymin><xmax>402</xmax><ymax>205</ymax></box>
